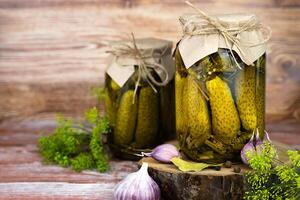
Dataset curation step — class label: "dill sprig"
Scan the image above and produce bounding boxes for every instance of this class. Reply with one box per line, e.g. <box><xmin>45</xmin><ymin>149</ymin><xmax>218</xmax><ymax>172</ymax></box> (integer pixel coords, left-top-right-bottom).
<box><xmin>244</xmin><ymin>141</ymin><xmax>300</xmax><ymax>199</ymax></box>
<box><xmin>38</xmin><ymin>107</ymin><xmax>110</xmax><ymax>173</ymax></box>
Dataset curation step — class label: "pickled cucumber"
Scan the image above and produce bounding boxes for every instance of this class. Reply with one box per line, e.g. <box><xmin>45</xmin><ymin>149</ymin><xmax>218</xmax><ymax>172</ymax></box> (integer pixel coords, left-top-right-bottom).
<box><xmin>256</xmin><ymin>55</ymin><xmax>266</xmax><ymax>137</ymax></box>
<box><xmin>175</xmin><ymin>72</ymin><xmax>186</xmax><ymax>135</ymax></box>
<box><xmin>105</xmin><ymin>78</ymin><xmax>121</xmax><ymax>126</ymax></box>
<box><xmin>104</xmin><ymin>89</ymin><xmax>116</xmax><ymax>126</ymax></box>
<box><xmin>229</xmin><ymin>132</ymin><xmax>252</xmax><ymax>151</ymax></box>
<box><xmin>210</xmin><ymin>49</ymin><xmax>237</xmax><ymax>72</ymax></box>
<box><xmin>206</xmin><ymin>76</ymin><xmax>240</xmax><ymax>144</ymax></box>
<box><xmin>110</xmin><ymin>79</ymin><xmax>121</xmax><ymax>91</ymax></box>
<box><xmin>175</xmin><ymin>48</ymin><xmax>187</xmax><ymax>137</ymax></box>
<box><xmin>135</xmin><ymin>87</ymin><xmax>159</xmax><ymax>148</ymax></box>
<box><xmin>183</xmin><ymin>75</ymin><xmax>210</xmax><ymax>149</ymax></box>
<box><xmin>114</xmin><ymin>90</ymin><xmax>137</xmax><ymax>146</ymax></box>
<box><xmin>235</xmin><ymin>66</ymin><xmax>257</xmax><ymax>131</ymax></box>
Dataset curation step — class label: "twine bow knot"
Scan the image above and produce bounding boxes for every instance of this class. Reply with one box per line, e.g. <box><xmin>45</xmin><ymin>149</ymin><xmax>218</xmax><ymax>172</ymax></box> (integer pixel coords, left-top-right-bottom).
<box><xmin>107</xmin><ymin>33</ymin><xmax>169</xmax><ymax>103</ymax></box>
<box><xmin>183</xmin><ymin>1</ymin><xmax>271</xmax><ymax>68</ymax></box>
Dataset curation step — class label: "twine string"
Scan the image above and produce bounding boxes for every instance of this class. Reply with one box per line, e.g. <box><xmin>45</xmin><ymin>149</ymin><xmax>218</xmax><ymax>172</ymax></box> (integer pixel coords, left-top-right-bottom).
<box><xmin>107</xmin><ymin>33</ymin><xmax>169</xmax><ymax>103</ymax></box>
<box><xmin>184</xmin><ymin>1</ymin><xmax>271</xmax><ymax>67</ymax></box>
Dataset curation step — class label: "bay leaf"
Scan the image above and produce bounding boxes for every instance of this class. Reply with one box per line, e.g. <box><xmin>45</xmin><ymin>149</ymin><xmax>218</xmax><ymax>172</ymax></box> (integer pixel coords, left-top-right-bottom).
<box><xmin>171</xmin><ymin>157</ymin><xmax>220</xmax><ymax>172</ymax></box>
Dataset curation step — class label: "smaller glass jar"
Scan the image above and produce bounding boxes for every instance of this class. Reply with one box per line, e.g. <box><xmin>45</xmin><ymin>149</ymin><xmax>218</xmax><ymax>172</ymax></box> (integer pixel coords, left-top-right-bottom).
<box><xmin>105</xmin><ymin>38</ymin><xmax>175</xmax><ymax>160</ymax></box>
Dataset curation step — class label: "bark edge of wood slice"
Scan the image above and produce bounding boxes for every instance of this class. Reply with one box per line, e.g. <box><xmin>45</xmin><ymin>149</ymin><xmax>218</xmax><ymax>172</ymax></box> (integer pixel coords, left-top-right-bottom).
<box><xmin>138</xmin><ymin>157</ymin><xmax>246</xmax><ymax>200</ymax></box>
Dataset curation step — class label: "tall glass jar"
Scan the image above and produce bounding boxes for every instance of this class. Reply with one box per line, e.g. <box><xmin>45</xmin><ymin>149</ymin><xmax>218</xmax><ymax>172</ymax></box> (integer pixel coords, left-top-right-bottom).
<box><xmin>175</xmin><ymin>14</ymin><xmax>270</xmax><ymax>163</ymax></box>
<box><xmin>105</xmin><ymin>38</ymin><xmax>175</xmax><ymax>160</ymax></box>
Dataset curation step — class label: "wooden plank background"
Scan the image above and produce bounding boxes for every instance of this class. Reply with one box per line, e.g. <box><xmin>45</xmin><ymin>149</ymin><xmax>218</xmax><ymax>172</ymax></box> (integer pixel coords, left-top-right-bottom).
<box><xmin>0</xmin><ymin>0</ymin><xmax>299</xmax><ymax>126</ymax></box>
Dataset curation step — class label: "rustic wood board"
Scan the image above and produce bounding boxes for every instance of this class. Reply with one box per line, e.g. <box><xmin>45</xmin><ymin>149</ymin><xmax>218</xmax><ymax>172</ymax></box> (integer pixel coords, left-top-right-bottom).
<box><xmin>0</xmin><ymin>119</ymin><xmax>298</xmax><ymax>199</ymax></box>
<box><xmin>137</xmin><ymin>140</ymin><xmax>297</xmax><ymax>200</ymax></box>
<box><xmin>139</xmin><ymin>157</ymin><xmax>246</xmax><ymax>200</ymax></box>
<box><xmin>0</xmin><ymin>0</ymin><xmax>299</xmax><ymax>127</ymax></box>
<box><xmin>0</xmin><ymin>119</ymin><xmax>138</xmax><ymax>200</ymax></box>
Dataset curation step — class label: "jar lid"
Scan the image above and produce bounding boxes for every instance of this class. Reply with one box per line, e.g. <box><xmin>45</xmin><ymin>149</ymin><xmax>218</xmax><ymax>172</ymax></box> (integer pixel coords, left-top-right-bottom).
<box><xmin>106</xmin><ymin>37</ymin><xmax>174</xmax><ymax>87</ymax></box>
<box><xmin>178</xmin><ymin>12</ymin><xmax>271</xmax><ymax>68</ymax></box>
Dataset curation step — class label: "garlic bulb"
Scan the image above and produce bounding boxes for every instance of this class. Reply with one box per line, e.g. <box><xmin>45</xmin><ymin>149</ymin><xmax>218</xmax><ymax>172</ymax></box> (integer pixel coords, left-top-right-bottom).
<box><xmin>241</xmin><ymin>131</ymin><xmax>259</xmax><ymax>165</ymax></box>
<box><xmin>241</xmin><ymin>130</ymin><xmax>274</xmax><ymax>165</ymax></box>
<box><xmin>114</xmin><ymin>162</ymin><xmax>160</xmax><ymax>200</ymax></box>
<box><xmin>143</xmin><ymin>144</ymin><xmax>180</xmax><ymax>163</ymax></box>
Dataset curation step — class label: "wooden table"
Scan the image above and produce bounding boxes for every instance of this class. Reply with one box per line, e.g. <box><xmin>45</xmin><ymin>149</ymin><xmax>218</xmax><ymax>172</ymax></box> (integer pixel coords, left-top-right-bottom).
<box><xmin>0</xmin><ymin>119</ymin><xmax>139</xmax><ymax>200</ymax></box>
<box><xmin>0</xmin><ymin>119</ymin><xmax>299</xmax><ymax>200</ymax></box>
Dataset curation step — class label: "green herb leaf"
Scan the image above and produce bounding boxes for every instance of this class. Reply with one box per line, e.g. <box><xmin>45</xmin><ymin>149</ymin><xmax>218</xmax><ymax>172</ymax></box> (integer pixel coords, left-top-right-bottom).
<box><xmin>38</xmin><ymin>107</ymin><xmax>110</xmax><ymax>173</ymax></box>
<box><xmin>71</xmin><ymin>153</ymin><xmax>94</xmax><ymax>172</ymax></box>
<box><xmin>85</xmin><ymin>107</ymin><xmax>99</xmax><ymax>124</ymax></box>
<box><xmin>171</xmin><ymin>157</ymin><xmax>219</xmax><ymax>172</ymax></box>
<box><xmin>244</xmin><ymin>141</ymin><xmax>300</xmax><ymax>199</ymax></box>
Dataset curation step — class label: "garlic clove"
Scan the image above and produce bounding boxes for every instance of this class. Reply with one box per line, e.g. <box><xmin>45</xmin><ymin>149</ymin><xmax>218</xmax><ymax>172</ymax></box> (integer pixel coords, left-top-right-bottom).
<box><xmin>241</xmin><ymin>142</ymin><xmax>255</xmax><ymax>165</ymax></box>
<box><xmin>241</xmin><ymin>129</ymin><xmax>276</xmax><ymax>165</ymax></box>
<box><xmin>144</xmin><ymin>144</ymin><xmax>180</xmax><ymax>163</ymax></box>
<box><xmin>241</xmin><ymin>131</ymin><xmax>257</xmax><ymax>165</ymax></box>
<box><xmin>114</xmin><ymin>162</ymin><xmax>160</xmax><ymax>200</ymax></box>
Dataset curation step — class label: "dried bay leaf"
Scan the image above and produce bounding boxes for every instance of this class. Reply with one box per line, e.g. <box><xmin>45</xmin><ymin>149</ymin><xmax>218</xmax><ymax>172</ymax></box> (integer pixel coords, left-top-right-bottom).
<box><xmin>171</xmin><ymin>157</ymin><xmax>220</xmax><ymax>172</ymax></box>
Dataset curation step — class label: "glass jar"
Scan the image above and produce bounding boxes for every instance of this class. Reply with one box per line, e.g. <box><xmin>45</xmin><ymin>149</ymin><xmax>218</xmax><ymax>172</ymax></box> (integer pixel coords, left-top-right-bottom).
<box><xmin>175</xmin><ymin>12</ymin><xmax>270</xmax><ymax>163</ymax></box>
<box><xmin>175</xmin><ymin>48</ymin><xmax>266</xmax><ymax>163</ymax></box>
<box><xmin>105</xmin><ymin>38</ymin><xmax>175</xmax><ymax>160</ymax></box>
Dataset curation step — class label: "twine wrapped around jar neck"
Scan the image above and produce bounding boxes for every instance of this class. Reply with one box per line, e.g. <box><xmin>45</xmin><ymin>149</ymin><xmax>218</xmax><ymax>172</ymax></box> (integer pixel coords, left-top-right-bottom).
<box><xmin>180</xmin><ymin>1</ymin><xmax>271</xmax><ymax>68</ymax></box>
<box><xmin>107</xmin><ymin>33</ymin><xmax>169</xmax><ymax>103</ymax></box>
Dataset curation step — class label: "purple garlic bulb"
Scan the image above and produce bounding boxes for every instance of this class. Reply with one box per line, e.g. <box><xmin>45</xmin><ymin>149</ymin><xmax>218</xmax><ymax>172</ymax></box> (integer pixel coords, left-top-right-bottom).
<box><xmin>114</xmin><ymin>162</ymin><xmax>160</xmax><ymax>200</ymax></box>
<box><xmin>144</xmin><ymin>144</ymin><xmax>180</xmax><ymax>163</ymax></box>
<box><xmin>241</xmin><ymin>131</ymin><xmax>262</xmax><ymax>165</ymax></box>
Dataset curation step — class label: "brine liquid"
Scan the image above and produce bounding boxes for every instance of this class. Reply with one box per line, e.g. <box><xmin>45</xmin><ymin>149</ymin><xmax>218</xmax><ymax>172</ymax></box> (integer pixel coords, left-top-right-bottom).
<box><xmin>105</xmin><ymin>73</ymin><xmax>175</xmax><ymax>160</ymax></box>
<box><xmin>175</xmin><ymin>48</ymin><xmax>266</xmax><ymax>163</ymax></box>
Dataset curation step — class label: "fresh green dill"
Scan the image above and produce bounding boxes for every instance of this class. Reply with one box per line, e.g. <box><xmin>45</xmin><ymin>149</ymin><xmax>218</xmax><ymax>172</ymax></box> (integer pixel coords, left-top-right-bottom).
<box><xmin>244</xmin><ymin>141</ymin><xmax>300</xmax><ymax>199</ymax></box>
<box><xmin>38</xmin><ymin>107</ymin><xmax>110</xmax><ymax>173</ymax></box>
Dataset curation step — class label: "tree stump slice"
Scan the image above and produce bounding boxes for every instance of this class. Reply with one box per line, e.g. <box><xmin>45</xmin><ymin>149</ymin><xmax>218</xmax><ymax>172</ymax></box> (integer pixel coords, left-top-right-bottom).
<box><xmin>139</xmin><ymin>157</ymin><xmax>247</xmax><ymax>200</ymax></box>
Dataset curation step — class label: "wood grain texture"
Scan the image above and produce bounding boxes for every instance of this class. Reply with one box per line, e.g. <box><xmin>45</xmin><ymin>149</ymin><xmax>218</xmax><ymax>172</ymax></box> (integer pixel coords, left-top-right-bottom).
<box><xmin>139</xmin><ymin>157</ymin><xmax>245</xmax><ymax>200</ymax></box>
<box><xmin>0</xmin><ymin>1</ymin><xmax>299</xmax><ymax>123</ymax></box>
<box><xmin>0</xmin><ymin>182</ymin><xmax>115</xmax><ymax>200</ymax></box>
<box><xmin>0</xmin><ymin>120</ymin><xmax>138</xmax><ymax>200</ymax></box>
<box><xmin>0</xmin><ymin>119</ymin><xmax>298</xmax><ymax>199</ymax></box>
<box><xmin>136</xmin><ymin>141</ymin><xmax>298</xmax><ymax>200</ymax></box>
